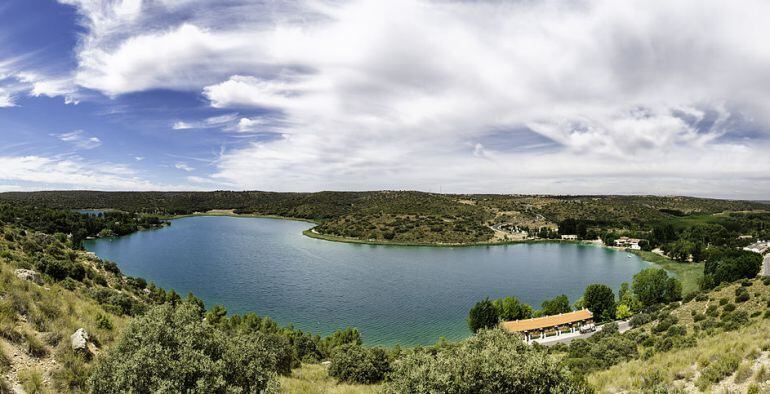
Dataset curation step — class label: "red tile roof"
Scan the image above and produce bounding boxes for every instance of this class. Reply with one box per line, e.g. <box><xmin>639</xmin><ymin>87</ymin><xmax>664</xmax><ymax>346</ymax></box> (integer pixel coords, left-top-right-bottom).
<box><xmin>500</xmin><ymin>309</ymin><xmax>593</xmax><ymax>332</ymax></box>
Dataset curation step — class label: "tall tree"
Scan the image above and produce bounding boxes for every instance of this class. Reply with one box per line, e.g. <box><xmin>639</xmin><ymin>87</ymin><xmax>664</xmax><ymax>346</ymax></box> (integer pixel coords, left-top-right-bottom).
<box><xmin>468</xmin><ymin>298</ymin><xmax>499</xmax><ymax>333</ymax></box>
<box><xmin>583</xmin><ymin>284</ymin><xmax>616</xmax><ymax>322</ymax></box>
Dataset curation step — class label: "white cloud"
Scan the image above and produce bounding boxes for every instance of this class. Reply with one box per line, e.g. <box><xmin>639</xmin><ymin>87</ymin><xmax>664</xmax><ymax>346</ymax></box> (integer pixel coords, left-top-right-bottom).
<box><xmin>174</xmin><ymin>162</ymin><xmax>194</xmax><ymax>172</ymax></box>
<box><xmin>60</xmin><ymin>0</ymin><xmax>770</xmax><ymax>198</ymax></box>
<box><xmin>0</xmin><ymin>88</ymin><xmax>14</xmax><ymax>107</ymax></box>
<box><xmin>53</xmin><ymin>130</ymin><xmax>103</xmax><ymax>150</ymax></box>
<box><xmin>16</xmin><ymin>73</ymin><xmax>80</xmax><ymax>104</ymax></box>
<box><xmin>171</xmin><ymin>113</ymin><xmax>238</xmax><ymax>130</ymax></box>
<box><xmin>0</xmin><ymin>155</ymin><xmax>169</xmax><ymax>190</ymax></box>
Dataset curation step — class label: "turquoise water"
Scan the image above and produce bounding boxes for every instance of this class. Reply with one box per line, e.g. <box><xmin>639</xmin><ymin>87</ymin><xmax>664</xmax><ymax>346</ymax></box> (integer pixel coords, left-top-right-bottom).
<box><xmin>84</xmin><ymin>216</ymin><xmax>649</xmax><ymax>346</ymax></box>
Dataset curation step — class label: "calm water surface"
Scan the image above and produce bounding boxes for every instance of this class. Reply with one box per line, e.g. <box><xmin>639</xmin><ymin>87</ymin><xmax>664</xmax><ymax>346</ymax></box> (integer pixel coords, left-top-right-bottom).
<box><xmin>84</xmin><ymin>216</ymin><xmax>649</xmax><ymax>345</ymax></box>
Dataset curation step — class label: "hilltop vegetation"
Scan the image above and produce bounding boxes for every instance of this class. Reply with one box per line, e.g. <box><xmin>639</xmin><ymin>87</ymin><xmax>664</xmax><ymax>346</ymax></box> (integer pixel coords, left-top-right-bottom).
<box><xmin>1</xmin><ymin>191</ymin><xmax>765</xmax><ymax>246</ymax></box>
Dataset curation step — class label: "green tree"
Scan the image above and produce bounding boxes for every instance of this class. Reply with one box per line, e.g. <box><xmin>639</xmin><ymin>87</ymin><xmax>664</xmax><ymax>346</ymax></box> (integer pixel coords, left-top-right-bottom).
<box><xmin>703</xmin><ymin>248</ymin><xmax>763</xmax><ymax>288</ymax></box>
<box><xmin>583</xmin><ymin>284</ymin><xmax>615</xmax><ymax>322</ymax></box>
<box><xmin>205</xmin><ymin>304</ymin><xmax>228</xmax><ymax>326</ymax></box>
<box><xmin>615</xmin><ymin>304</ymin><xmax>633</xmax><ymax>320</ymax></box>
<box><xmin>468</xmin><ymin>298</ymin><xmax>499</xmax><ymax>333</ymax></box>
<box><xmin>492</xmin><ymin>296</ymin><xmax>533</xmax><ymax>321</ymax></box>
<box><xmin>540</xmin><ymin>294</ymin><xmax>571</xmax><ymax>316</ymax></box>
<box><xmin>632</xmin><ymin>268</ymin><xmax>682</xmax><ymax>306</ymax></box>
<box><xmin>88</xmin><ymin>302</ymin><xmax>285</xmax><ymax>393</ymax></box>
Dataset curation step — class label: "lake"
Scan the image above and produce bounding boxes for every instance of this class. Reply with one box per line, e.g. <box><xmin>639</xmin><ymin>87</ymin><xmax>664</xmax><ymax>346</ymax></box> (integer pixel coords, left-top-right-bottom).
<box><xmin>84</xmin><ymin>216</ymin><xmax>650</xmax><ymax>346</ymax></box>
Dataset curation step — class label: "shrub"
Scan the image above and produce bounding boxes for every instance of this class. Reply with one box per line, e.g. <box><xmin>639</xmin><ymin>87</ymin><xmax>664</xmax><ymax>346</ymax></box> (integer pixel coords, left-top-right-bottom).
<box><xmin>741</xmin><ymin>279</ymin><xmax>753</xmax><ymax>287</ymax></box>
<box><xmin>696</xmin><ymin>353</ymin><xmax>740</xmax><ymax>390</ymax></box>
<box><xmin>652</xmin><ymin>315</ymin><xmax>678</xmax><ymax>334</ymax></box>
<box><xmin>88</xmin><ymin>302</ymin><xmax>283</xmax><ymax>393</ymax></box>
<box><xmin>95</xmin><ymin>313</ymin><xmax>113</xmax><ymax>330</ymax></box>
<box><xmin>24</xmin><ymin>331</ymin><xmax>47</xmax><ymax>358</ymax></box>
<box><xmin>384</xmin><ymin>329</ymin><xmax>590</xmax><ymax>393</ymax></box>
<box><xmin>328</xmin><ymin>344</ymin><xmax>390</xmax><ymax>384</ymax></box>
<box><xmin>706</xmin><ymin>304</ymin><xmax>719</xmax><ymax>317</ymax></box>
<box><xmin>735</xmin><ymin>361</ymin><xmax>753</xmax><ymax>384</ymax></box>
<box><xmin>756</xmin><ymin>365</ymin><xmax>770</xmax><ymax>383</ymax></box>
<box><xmin>629</xmin><ymin>313</ymin><xmax>652</xmax><ymax>328</ymax></box>
<box><xmin>719</xmin><ymin>297</ymin><xmax>728</xmax><ymax>306</ymax></box>
<box><xmin>35</xmin><ymin>256</ymin><xmax>85</xmax><ymax>281</ymax></box>
<box><xmin>0</xmin><ymin>347</ymin><xmax>10</xmax><ymax>373</ymax></box>
<box><xmin>52</xmin><ymin>348</ymin><xmax>90</xmax><ymax>392</ymax></box>
<box><xmin>736</xmin><ymin>292</ymin><xmax>751</xmax><ymax>303</ymax></box>
<box><xmin>763</xmin><ymin>277</ymin><xmax>770</xmax><ymax>286</ymax></box>
<box><xmin>19</xmin><ymin>368</ymin><xmax>45</xmax><ymax>394</ymax></box>
<box><xmin>722</xmin><ymin>303</ymin><xmax>736</xmax><ymax>312</ymax></box>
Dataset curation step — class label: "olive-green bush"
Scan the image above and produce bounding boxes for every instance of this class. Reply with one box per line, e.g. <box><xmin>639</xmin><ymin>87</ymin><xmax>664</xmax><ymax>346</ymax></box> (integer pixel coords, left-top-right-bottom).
<box><xmin>384</xmin><ymin>329</ymin><xmax>589</xmax><ymax>393</ymax></box>
<box><xmin>328</xmin><ymin>344</ymin><xmax>390</xmax><ymax>384</ymax></box>
<box><xmin>88</xmin><ymin>302</ymin><xmax>285</xmax><ymax>393</ymax></box>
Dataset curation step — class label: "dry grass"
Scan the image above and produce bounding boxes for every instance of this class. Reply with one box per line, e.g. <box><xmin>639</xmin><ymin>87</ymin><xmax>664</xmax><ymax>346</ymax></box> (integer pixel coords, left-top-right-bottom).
<box><xmin>0</xmin><ymin>226</ymin><xmax>132</xmax><ymax>391</ymax></box>
<box><xmin>278</xmin><ymin>364</ymin><xmax>381</xmax><ymax>394</ymax></box>
<box><xmin>589</xmin><ymin>305</ymin><xmax>770</xmax><ymax>392</ymax></box>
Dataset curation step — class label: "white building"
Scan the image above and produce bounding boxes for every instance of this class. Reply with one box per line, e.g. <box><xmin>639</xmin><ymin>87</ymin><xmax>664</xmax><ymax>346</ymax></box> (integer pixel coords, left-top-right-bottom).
<box><xmin>744</xmin><ymin>241</ymin><xmax>769</xmax><ymax>255</ymax></box>
<box><xmin>615</xmin><ymin>237</ymin><xmax>641</xmax><ymax>250</ymax></box>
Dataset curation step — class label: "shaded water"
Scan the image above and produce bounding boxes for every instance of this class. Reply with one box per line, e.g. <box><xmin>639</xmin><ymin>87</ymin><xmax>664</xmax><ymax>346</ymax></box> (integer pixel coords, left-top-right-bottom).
<box><xmin>84</xmin><ymin>216</ymin><xmax>649</xmax><ymax>345</ymax></box>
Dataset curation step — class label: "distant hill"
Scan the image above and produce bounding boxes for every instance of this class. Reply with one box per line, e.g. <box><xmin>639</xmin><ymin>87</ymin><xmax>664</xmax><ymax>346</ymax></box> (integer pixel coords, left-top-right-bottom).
<box><xmin>1</xmin><ymin>191</ymin><xmax>767</xmax><ymax>245</ymax></box>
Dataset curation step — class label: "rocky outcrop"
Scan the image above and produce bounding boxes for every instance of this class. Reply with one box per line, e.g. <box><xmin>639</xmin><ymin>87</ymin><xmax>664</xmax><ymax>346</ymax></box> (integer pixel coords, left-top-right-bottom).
<box><xmin>70</xmin><ymin>328</ymin><xmax>90</xmax><ymax>356</ymax></box>
<box><xmin>14</xmin><ymin>269</ymin><xmax>42</xmax><ymax>285</ymax></box>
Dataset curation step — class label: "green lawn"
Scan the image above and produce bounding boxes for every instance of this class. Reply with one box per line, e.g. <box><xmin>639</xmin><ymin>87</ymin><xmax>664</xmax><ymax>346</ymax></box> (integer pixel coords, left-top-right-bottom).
<box><xmin>629</xmin><ymin>250</ymin><xmax>703</xmax><ymax>294</ymax></box>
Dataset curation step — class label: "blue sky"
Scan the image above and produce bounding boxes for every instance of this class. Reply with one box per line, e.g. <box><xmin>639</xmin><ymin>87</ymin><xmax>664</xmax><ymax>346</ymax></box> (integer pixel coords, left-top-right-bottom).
<box><xmin>1</xmin><ymin>0</ymin><xmax>769</xmax><ymax>198</ymax></box>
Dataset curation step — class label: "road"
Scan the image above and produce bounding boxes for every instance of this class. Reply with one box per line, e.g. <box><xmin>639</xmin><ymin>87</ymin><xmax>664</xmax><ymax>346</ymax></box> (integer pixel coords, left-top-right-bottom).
<box><xmin>762</xmin><ymin>254</ymin><xmax>770</xmax><ymax>276</ymax></box>
<box><xmin>532</xmin><ymin>320</ymin><xmax>631</xmax><ymax>347</ymax></box>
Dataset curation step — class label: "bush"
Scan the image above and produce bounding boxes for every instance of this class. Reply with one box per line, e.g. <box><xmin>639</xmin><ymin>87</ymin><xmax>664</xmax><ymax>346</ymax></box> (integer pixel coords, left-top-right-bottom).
<box><xmin>723</xmin><ymin>303</ymin><xmax>736</xmax><ymax>312</ymax></box>
<box><xmin>328</xmin><ymin>344</ymin><xmax>390</xmax><ymax>384</ymax></box>
<box><xmin>95</xmin><ymin>313</ymin><xmax>113</xmax><ymax>330</ymax></box>
<box><xmin>629</xmin><ymin>313</ymin><xmax>652</xmax><ymax>328</ymax></box>
<box><xmin>696</xmin><ymin>353</ymin><xmax>740</xmax><ymax>390</ymax></box>
<box><xmin>706</xmin><ymin>304</ymin><xmax>719</xmax><ymax>317</ymax></box>
<box><xmin>23</xmin><ymin>331</ymin><xmax>47</xmax><ymax>358</ymax></box>
<box><xmin>88</xmin><ymin>302</ymin><xmax>283</xmax><ymax>393</ymax></box>
<box><xmin>736</xmin><ymin>292</ymin><xmax>750</xmax><ymax>303</ymax></box>
<box><xmin>19</xmin><ymin>368</ymin><xmax>45</xmax><ymax>394</ymax></box>
<box><xmin>384</xmin><ymin>329</ymin><xmax>590</xmax><ymax>393</ymax></box>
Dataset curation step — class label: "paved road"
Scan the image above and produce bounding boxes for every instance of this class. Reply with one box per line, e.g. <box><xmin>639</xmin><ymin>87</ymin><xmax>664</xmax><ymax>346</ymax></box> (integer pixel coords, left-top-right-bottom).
<box><xmin>532</xmin><ymin>320</ymin><xmax>631</xmax><ymax>347</ymax></box>
<box><xmin>762</xmin><ymin>254</ymin><xmax>770</xmax><ymax>276</ymax></box>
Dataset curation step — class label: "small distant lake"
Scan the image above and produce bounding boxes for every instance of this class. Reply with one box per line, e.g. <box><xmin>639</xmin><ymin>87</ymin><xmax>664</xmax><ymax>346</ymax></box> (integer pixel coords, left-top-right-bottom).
<box><xmin>77</xmin><ymin>209</ymin><xmax>106</xmax><ymax>216</ymax></box>
<box><xmin>84</xmin><ymin>216</ymin><xmax>650</xmax><ymax>346</ymax></box>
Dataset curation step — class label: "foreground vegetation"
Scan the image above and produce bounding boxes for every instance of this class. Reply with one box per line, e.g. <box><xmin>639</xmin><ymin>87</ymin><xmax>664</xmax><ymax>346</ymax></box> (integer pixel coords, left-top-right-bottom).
<box><xmin>1</xmin><ymin>195</ymin><xmax>769</xmax><ymax>392</ymax></box>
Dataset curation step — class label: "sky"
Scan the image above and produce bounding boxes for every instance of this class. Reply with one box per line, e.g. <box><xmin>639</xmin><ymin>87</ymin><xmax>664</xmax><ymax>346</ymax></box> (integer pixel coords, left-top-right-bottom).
<box><xmin>0</xmin><ymin>0</ymin><xmax>769</xmax><ymax>199</ymax></box>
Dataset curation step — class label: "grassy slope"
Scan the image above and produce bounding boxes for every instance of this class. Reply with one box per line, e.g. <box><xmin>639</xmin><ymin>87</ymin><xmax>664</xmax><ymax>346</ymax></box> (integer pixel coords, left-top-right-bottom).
<box><xmin>630</xmin><ymin>250</ymin><xmax>704</xmax><ymax>294</ymax></box>
<box><xmin>279</xmin><ymin>364</ymin><xmax>379</xmax><ymax>394</ymax></box>
<box><xmin>588</xmin><ymin>278</ymin><xmax>770</xmax><ymax>392</ymax></box>
<box><xmin>0</xmin><ymin>240</ymin><xmax>131</xmax><ymax>391</ymax></box>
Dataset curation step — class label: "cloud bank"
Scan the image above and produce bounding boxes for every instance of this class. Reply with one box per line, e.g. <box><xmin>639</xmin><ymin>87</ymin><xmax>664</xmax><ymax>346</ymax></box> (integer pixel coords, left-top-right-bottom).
<box><xmin>55</xmin><ymin>0</ymin><xmax>770</xmax><ymax>197</ymax></box>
